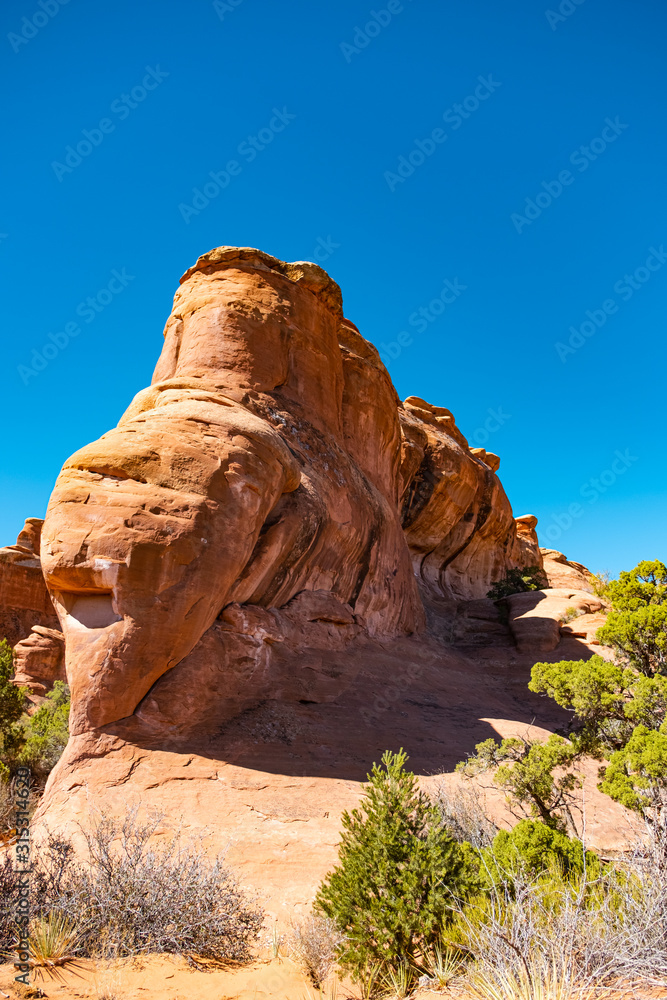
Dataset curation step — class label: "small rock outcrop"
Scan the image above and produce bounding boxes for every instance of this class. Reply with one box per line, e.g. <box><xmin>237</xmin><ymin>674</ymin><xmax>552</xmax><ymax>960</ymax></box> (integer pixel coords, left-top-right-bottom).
<box><xmin>0</xmin><ymin>519</ymin><xmax>58</xmax><ymax>647</ymax></box>
<box><xmin>399</xmin><ymin>400</ymin><xmax>540</xmax><ymax>602</ymax></box>
<box><xmin>13</xmin><ymin>625</ymin><xmax>65</xmax><ymax>697</ymax></box>
<box><xmin>541</xmin><ymin>548</ymin><xmax>594</xmax><ymax>592</ymax></box>
<box><xmin>505</xmin><ymin>588</ymin><xmax>606</xmax><ymax>653</ymax></box>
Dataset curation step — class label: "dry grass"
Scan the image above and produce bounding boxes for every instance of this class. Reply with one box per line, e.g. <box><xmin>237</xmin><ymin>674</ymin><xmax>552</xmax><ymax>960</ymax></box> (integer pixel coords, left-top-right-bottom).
<box><xmin>466</xmin><ymin>955</ymin><xmax>592</xmax><ymax>1000</ymax></box>
<box><xmin>93</xmin><ymin>963</ymin><xmax>125</xmax><ymax>1000</ymax></box>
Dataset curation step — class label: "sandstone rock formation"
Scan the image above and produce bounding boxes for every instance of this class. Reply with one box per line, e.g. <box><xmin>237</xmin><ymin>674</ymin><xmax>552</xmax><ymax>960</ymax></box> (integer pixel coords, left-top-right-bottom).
<box><xmin>37</xmin><ymin>247</ymin><xmax>542</xmax><ymax>739</ymax></box>
<box><xmin>0</xmin><ymin>519</ymin><xmax>58</xmax><ymax>647</ymax></box>
<box><xmin>16</xmin><ymin>246</ymin><xmax>635</xmax><ymax>918</ymax></box>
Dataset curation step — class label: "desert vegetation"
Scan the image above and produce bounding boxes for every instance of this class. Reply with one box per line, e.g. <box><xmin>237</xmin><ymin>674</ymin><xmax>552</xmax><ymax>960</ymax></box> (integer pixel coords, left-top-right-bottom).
<box><xmin>0</xmin><ymin>809</ymin><xmax>263</xmax><ymax>967</ymax></box>
<box><xmin>307</xmin><ymin>749</ymin><xmax>667</xmax><ymax>996</ymax></box>
<box><xmin>308</xmin><ymin>560</ymin><xmax>667</xmax><ymax>995</ymax></box>
<box><xmin>486</xmin><ymin>565</ymin><xmax>548</xmax><ymax>601</ymax></box>
<box><xmin>0</xmin><ymin>639</ymin><xmax>70</xmax><ymax>783</ymax></box>
<box><xmin>1</xmin><ymin>560</ymin><xmax>666</xmax><ymax>994</ymax></box>
<box><xmin>0</xmin><ymin>638</ymin><xmax>70</xmax><ymax>835</ymax></box>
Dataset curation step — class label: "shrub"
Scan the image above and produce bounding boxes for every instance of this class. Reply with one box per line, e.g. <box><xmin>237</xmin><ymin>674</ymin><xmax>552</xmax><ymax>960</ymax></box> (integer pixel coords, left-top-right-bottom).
<box><xmin>0</xmin><ymin>638</ymin><xmax>28</xmax><ymax>782</ymax></box>
<box><xmin>603</xmin><ymin>559</ymin><xmax>667</xmax><ymax>612</ymax></box>
<box><xmin>590</xmin><ymin>570</ymin><xmax>612</xmax><ymax>600</ymax></box>
<box><xmin>0</xmin><ymin>639</ymin><xmax>26</xmax><ymax>733</ymax></box>
<box><xmin>0</xmin><ymin>809</ymin><xmax>263</xmax><ymax>963</ymax></box>
<box><xmin>287</xmin><ymin>914</ymin><xmax>345</xmax><ymax>985</ymax></box>
<box><xmin>528</xmin><ymin>560</ymin><xmax>667</xmax><ymax>827</ymax></box>
<box><xmin>0</xmin><ymin>639</ymin><xmax>70</xmax><ymax>798</ymax></box>
<box><xmin>17</xmin><ymin>681</ymin><xmax>70</xmax><ymax>779</ymax></box>
<box><xmin>529</xmin><ymin>655</ymin><xmax>632</xmax><ymax>748</ymax></box>
<box><xmin>480</xmin><ymin>820</ymin><xmax>600</xmax><ymax>888</ymax></box>
<box><xmin>597</xmin><ymin>604</ymin><xmax>667</xmax><ymax>676</ymax></box>
<box><xmin>487</xmin><ymin>566</ymin><xmax>547</xmax><ymax>602</ymax></box>
<box><xmin>466</xmin><ymin>954</ymin><xmax>582</xmax><ymax>1000</ymax></box>
<box><xmin>452</xmin><ymin>824</ymin><xmax>667</xmax><ymax>989</ymax></box>
<box><xmin>0</xmin><ymin>777</ymin><xmax>14</xmax><ymax>834</ymax></box>
<box><xmin>315</xmin><ymin>749</ymin><xmax>477</xmax><ymax>984</ymax></box>
<box><xmin>600</xmin><ymin>724</ymin><xmax>667</xmax><ymax>813</ymax></box>
<box><xmin>457</xmin><ymin>735</ymin><xmax>581</xmax><ymax>832</ymax></box>
<box><xmin>595</xmin><ymin>560</ymin><xmax>667</xmax><ymax>676</ymax></box>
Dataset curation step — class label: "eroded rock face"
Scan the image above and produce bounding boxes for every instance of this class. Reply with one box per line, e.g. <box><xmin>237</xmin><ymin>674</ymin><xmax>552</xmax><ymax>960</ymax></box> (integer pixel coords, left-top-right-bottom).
<box><xmin>38</xmin><ymin>247</ymin><xmax>542</xmax><ymax>739</ymax></box>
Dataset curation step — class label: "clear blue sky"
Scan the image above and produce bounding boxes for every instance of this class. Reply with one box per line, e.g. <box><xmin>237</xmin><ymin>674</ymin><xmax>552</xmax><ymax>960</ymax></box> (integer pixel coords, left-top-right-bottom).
<box><xmin>1</xmin><ymin>0</ymin><xmax>665</xmax><ymax>577</ymax></box>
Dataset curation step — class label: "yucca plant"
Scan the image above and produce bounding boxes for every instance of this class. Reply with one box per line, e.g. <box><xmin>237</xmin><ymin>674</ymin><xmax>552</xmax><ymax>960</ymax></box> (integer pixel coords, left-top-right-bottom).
<box><xmin>359</xmin><ymin>962</ymin><xmax>382</xmax><ymax>1000</ymax></box>
<box><xmin>423</xmin><ymin>944</ymin><xmax>464</xmax><ymax>988</ymax></box>
<box><xmin>29</xmin><ymin>912</ymin><xmax>79</xmax><ymax>967</ymax></box>
<box><xmin>272</xmin><ymin>921</ymin><xmax>282</xmax><ymax>959</ymax></box>
<box><xmin>379</xmin><ymin>961</ymin><xmax>415</xmax><ymax>998</ymax></box>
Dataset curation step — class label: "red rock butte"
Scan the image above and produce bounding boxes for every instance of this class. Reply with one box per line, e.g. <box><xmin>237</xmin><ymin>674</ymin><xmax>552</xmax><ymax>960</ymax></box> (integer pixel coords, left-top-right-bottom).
<box><xmin>1</xmin><ymin>247</ymin><xmax>627</xmax><ymax>915</ymax></box>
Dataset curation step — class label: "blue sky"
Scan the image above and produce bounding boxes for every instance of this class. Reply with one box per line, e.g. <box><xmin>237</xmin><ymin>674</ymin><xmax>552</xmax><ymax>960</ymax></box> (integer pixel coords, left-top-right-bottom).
<box><xmin>1</xmin><ymin>0</ymin><xmax>665</xmax><ymax>576</ymax></box>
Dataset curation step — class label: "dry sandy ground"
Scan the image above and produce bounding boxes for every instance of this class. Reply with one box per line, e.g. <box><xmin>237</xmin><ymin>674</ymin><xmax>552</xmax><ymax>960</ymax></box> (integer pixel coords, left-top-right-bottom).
<box><xmin>1</xmin><ymin>954</ymin><xmax>309</xmax><ymax>1000</ymax></box>
<box><xmin>1</xmin><ymin>956</ymin><xmax>665</xmax><ymax>1000</ymax></box>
